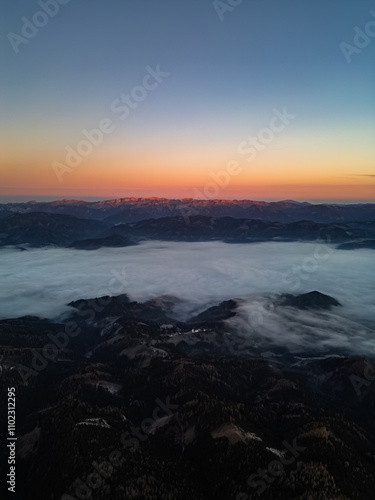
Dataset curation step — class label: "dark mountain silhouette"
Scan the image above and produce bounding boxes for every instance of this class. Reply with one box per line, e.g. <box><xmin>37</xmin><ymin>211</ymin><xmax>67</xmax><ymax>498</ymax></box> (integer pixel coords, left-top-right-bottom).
<box><xmin>189</xmin><ymin>299</ymin><xmax>238</xmax><ymax>324</ymax></box>
<box><xmin>278</xmin><ymin>291</ymin><xmax>341</xmax><ymax>309</ymax></box>
<box><xmin>114</xmin><ymin>215</ymin><xmax>375</xmax><ymax>243</ymax></box>
<box><xmin>68</xmin><ymin>234</ymin><xmax>135</xmax><ymax>250</ymax></box>
<box><xmin>1</xmin><ymin>212</ymin><xmax>374</xmax><ymax>248</ymax></box>
<box><xmin>0</xmin><ymin>291</ymin><xmax>374</xmax><ymax>499</ymax></box>
<box><xmin>1</xmin><ymin>197</ymin><xmax>375</xmax><ymax>223</ymax></box>
<box><xmin>0</xmin><ymin>212</ymin><xmax>109</xmax><ymax>247</ymax></box>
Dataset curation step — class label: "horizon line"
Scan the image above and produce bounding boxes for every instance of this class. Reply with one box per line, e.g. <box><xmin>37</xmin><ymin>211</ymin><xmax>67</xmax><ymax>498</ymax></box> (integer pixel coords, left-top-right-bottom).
<box><xmin>0</xmin><ymin>196</ymin><xmax>374</xmax><ymax>206</ymax></box>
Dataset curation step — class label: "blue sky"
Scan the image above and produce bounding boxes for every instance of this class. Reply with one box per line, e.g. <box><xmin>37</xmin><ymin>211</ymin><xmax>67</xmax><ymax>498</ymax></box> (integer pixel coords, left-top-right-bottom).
<box><xmin>1</xmin><ymin>0</ymin><xmax>374</xmax><ymax>202</ymax></box>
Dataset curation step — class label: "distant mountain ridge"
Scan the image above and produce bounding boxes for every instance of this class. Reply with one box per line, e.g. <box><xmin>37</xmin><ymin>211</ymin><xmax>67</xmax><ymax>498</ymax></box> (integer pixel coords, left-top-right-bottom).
<box><xmin>0</xmin><ymin>212</ymin><xmax>375</xmax><ymax>248</ymax></box>
<box><xmin>113</xmin><ymin>215</ymin><xmax>375</xmax><ymax>243</ymax></box>
<box><xmin>0</xmin><ymin>212</ymin><xmax>108</xmax><ymax>247</ymax></box>
<box><xmin>1</xmin><ymin>197</ymin><xmax>375</xmax><ymax>223</ymax></box>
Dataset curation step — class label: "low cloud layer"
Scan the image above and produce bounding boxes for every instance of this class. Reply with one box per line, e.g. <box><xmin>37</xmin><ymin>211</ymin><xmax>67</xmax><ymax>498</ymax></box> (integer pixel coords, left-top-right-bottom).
<box><xmin>226</xmin><ymin>294</ymin><xmax>375</xmax><ymax>355</ymax></box>
<box><xmin>0</xmin><ymin>241</ymin><xmax>374</xmax><ymax>354</ymax></box>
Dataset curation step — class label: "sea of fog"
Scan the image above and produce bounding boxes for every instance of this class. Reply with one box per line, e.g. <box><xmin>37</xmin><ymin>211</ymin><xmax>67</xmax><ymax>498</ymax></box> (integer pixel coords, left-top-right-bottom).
<box><xmin>0</xmin><ymin>241</ymin><xmax>374</xmax><ymax>353</ymax></box>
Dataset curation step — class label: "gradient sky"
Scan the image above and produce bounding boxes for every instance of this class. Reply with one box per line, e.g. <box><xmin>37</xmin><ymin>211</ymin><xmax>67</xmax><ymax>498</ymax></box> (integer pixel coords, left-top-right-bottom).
<box><xmin>1</xmin><ymin>0</ymin><xmax>374</xmax><ymax>202</ymax></box>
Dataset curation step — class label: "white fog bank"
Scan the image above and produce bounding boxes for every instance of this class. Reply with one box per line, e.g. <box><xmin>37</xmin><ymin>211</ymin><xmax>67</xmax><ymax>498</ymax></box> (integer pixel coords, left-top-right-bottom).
<box><xmin>0</xmin><ymin>241</ymin><xmax>374</xmax><ymax>353</ymax></box>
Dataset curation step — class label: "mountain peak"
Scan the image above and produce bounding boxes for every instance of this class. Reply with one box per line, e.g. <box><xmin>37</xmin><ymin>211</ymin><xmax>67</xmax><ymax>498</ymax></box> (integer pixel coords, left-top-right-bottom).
<box><xmin>279</xmin><ymin>291</ymin><xmax>341</xmax><ymax>310</ymax></box>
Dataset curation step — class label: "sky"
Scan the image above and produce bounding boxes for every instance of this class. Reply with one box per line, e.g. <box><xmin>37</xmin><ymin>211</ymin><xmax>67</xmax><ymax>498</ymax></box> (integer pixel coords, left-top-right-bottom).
<box><xmin>0</xmin><ymin>241</ymin><xmax>374</xmax><ymax>354</ymax></box>
<box><xmin>1</xmin><ymin>0</ymin><xmax>374</xmax><ymax>203</ymax></box>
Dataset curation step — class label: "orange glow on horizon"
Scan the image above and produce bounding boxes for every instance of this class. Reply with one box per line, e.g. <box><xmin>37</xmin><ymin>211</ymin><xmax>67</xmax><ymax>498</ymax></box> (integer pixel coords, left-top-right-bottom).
<box><xmin>1</xmin><ymin>141</ymin><xmax>374</xmax><ymax>203</ymax></box>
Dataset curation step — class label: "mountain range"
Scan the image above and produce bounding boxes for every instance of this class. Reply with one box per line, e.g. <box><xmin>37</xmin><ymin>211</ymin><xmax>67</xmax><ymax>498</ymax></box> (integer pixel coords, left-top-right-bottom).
<box><xmin>1</xmin><ymin>198</ymin><xmax>375</xmax><ymax>499</ymax></box>
<box><xmin>1</xmin><ymin>197</ymin><xmax>375</xmax><ymax>223</ymax></box>
<box><xmin>0</xmin><ymin>212</ymin><xmax>374</xmax><ymax>249</ymax></box>
<box><xmin>0</xmin><ymin>290</ymin><xmax>374</xmax><ymax>499</ymax></box>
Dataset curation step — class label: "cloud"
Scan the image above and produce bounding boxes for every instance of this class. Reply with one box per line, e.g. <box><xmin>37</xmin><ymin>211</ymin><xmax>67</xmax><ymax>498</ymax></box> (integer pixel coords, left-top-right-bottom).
<box><xmin>226</xmin><ymin>294</ymin><xmax>375</xmax><ymax>354</ymax></box>
<box><xmin>0</xmin><ymin>241</ymin><xmax>374</xmax><ymax>354</ymax></box>
<box><xmin>347</xmin><ymin>174</ymin><xmax>375</xmax><ymax>178</ymax></box>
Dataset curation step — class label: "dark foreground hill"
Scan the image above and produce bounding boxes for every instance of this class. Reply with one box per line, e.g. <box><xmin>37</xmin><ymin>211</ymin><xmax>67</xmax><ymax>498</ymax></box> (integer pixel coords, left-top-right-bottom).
<box><xmin>0</xmin><ymin>291</ymin><xmax>374</xmax><ymax>499</ymax></box>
